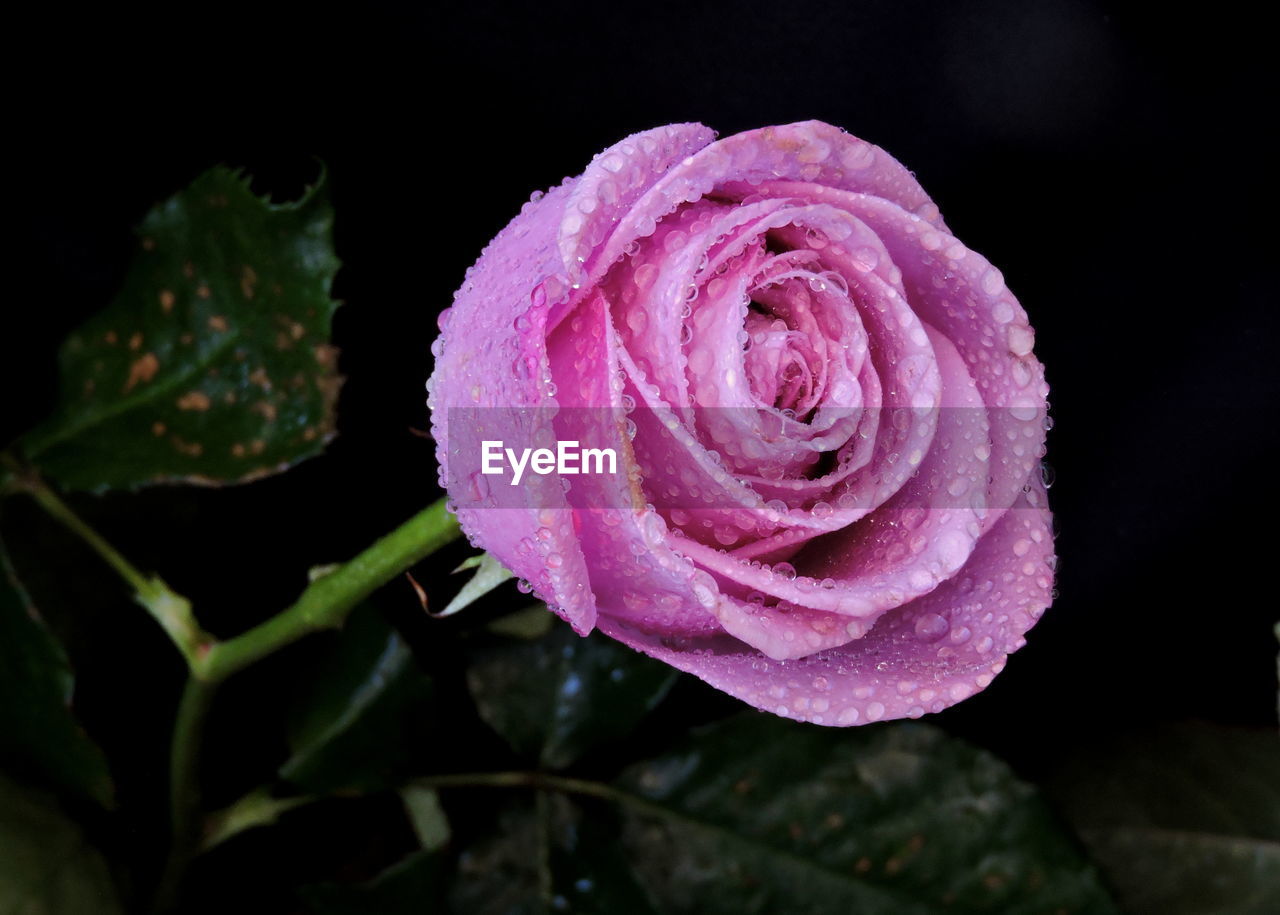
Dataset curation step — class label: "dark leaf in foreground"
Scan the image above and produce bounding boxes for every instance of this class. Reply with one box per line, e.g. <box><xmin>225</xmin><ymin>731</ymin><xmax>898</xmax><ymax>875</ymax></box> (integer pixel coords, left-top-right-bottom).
<box><xmin>609</xmin><ymin>716</ymin><xmax>1116</xmax><ymax>914</ymax></box>
<box><xmin>467</xmin><ymin>616</ymin><xmax>677</xmax><ymax>769</ymax></box>
<box><xmin>299</xmin><ymin>849</ymin><xmax>445</xmax><ymax>915</ymax></box>
<box><xmin>0</xmin><ymin>534</ymin><xmax>112</xmax><ymax>806</ymax></box>
<box><xmin>280</xmin><ymin>605</ymin><xmax>433</xmax><ymax>793</ymax></box>
<box><xmin>0</xmin><ymin>772</ymin><xmax>122</xmax><ymax>913</ymax></box>
<box><xmin>448</xmin><ymin>794</ymin><xmax>659</xmax><ymax>915</ymax></box>
<box><xmin>439</xmin><ymin>715</ymin><xmax>1115</xmax><ymax>914</ymax></box>
<box><xmin>1049</xmin><ymin>722</ymin><xmax>1280</xmax><ymax>915</ymax></box>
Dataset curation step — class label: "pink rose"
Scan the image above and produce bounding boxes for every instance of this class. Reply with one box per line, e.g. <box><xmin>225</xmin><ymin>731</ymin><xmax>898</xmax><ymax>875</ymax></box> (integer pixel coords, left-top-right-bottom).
<box><xmin>428</xmin><ymin>121</ymin><xmax>1052</xmax><ymax>725</ymax></box>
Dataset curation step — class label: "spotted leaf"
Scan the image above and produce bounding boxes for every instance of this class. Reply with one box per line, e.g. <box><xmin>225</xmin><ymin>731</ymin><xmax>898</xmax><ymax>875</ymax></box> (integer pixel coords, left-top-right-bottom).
<box><xmin>611</xmin><ymin>716</ymin><xmax>1117</xmax><ymax>914</ymax></box>
<box><xmin>20</xmin><ymin>166</ymin><xmax>341</xmax><ymax>490</ymax></box>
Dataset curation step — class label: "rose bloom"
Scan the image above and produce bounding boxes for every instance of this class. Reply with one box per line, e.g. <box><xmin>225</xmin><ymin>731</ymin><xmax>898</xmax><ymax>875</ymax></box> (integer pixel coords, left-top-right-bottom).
<box><xmin>428</xmin><ymin>121</ymin><xmax>1052</xmax><ymax>725</ymax></box>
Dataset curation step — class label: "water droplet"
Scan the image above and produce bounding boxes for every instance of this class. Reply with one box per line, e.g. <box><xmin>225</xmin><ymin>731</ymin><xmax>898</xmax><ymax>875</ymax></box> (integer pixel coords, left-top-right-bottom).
<box><xmin>633</xmin><ymin>263</ymin><xmax>659</xmax><ymax>290</ymax></box>
<box><xmin>1040</xmin><ymin>463</ymin><xmax>1056</xmax><ymax>488</ymax></box>
<box><xmin>981</xmin><ymin>268</ymin><xmax>1005</xmax><ymax>296</ymax></box>
<box><xmin>1007</xmin><ymin>325</ymin><xmax>1035</xmax><ymax>357</ymax></box>
<box><xmin>690</xmin><ymin>570</ymin><xmax>718</xmax><ymax>608</ymax></box>
<box><xmin>851</xmin><ymin>246</ymin><xmax>880</xmax><ymax>272</ymax></box>
<box><xmin>914</xmin><ymin>612</ymin><xmax>949</xmax><ymax>642</ymax></box>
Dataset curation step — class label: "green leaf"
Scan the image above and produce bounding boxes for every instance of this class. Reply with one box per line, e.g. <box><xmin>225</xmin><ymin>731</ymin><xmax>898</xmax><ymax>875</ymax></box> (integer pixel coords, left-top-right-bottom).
<box><xmin>203</xmin><ymin>788</ymin><xmax>313</xmax><ymax>852</ymax></box>
<box><xmin>609</xmin><ymin>716</ymin><xmax>1116</xmax><ymax>914</ymax></box>
<box><xmin>543</xmin><ymin>795</ymin><xmax>661</xmax><ymax>915</ymax></box>
<box><xmin>485</xmin><ymin>604</ymin><xmax>554</xmax><ymax>640</ymax></box>
<box><xmin>0</xmin><ymin>535</ymin><xmax>112</xmax><ymax>807</ymax></box>
<box><xmin>448</xmin><ymin>793</ymin><xmax>659</xmax><ymax>915</ymax></box>
<box><xmin>466</xmin><ymin>617</ymin><xmax>677</xmax><ymax>769</ymax></box>
<box><xmin>21</xmin><ymin>166</ymin><xmax>342</xmax><ymax>491</ymax></box>
<box><xmin>447</xmin><ymin>799</ymin><xmax>545</xmax><ymax>915</ymax></box>
<box><xmin>299</xmin><ymin>850</ymin><xmax>445</xmax><ymax>915</ymax></box>
<box><xmin>280</xmin><ymin>605</ymin><xmax>433</xmax><ymax>793</ymax></box>
<box><xmin>400</xmin><ymin>785</ymin><xmax>450</xmax><ymax>852</ymax></box>
<box><xmin>1049</xmin><ymin>723</ymin><xmax>1280</xmax><ymax>915</ymax></box>
<box><xmin>437</xmin><ymin>552</ymin><xmax>513</xmax><ymax>618</ymax></box>
<box><xmin>0</xmin><ymin>772</ymin><xmax>122</xmax><ymax>914</ymax></box>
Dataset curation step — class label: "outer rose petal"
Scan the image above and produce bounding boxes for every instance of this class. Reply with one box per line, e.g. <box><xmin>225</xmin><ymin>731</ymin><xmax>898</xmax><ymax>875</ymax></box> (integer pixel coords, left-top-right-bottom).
<box><xmin>428</xmin><ymin>180</ymin><xmax>597</xmax><ymax>632</ymax></box>
<box><xmin>596</xmin><ymin>476</ymin><xmax>1054</xmax><ymax>723</ymax></box>
<box><xmin>560</xmin><ymin>123</ymin><xmax>717</xmax><ymax>284</ymax></box>
<box><xmin>581</xmin><ymin>122</ymin><xmax>943</xmax><ymax>281</ymax></box>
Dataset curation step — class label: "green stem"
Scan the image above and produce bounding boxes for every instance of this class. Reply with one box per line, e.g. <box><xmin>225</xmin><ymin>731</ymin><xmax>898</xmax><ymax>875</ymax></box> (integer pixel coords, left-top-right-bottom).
<box><xmin>535</xmin><ymin>788</ymin><xmax>554</xmax><ymax>908</ymax></box>
<box><xmin>414</xmin><ymin>771</ymin><xmax>724</xmax><ymax>839</ymax></box>
<box><xmin>155</xmin><ymin>498</ymin><xmax>461</xmax><ymax>905</ymax></box>
<box><xmin>154</xmin><ymin>675</ymin><xmax>217</xmax><ymax>912</ymax></box>
<box><xmin>4</xmin><ymin>461</ymin><xmax>462</xmax><ymax>906</ymax></box>
<box><xmin>415</xmin><ymin>771</ymin><xmax>632</xmax><ymax>807</ymax></box>
<box><xmin>194</xmin><ymin>497</ymin><xmax>461</xmax><ymax>683</ymax></box>
<box><xmin>1</xmin><ymin>453</ymin><xmax>207</xmax><ymax>666</ymax></box>
<box><xmin>169</xmin><ymin>677</ymin><xmax>216</xmax><ymax>841</ymax></box>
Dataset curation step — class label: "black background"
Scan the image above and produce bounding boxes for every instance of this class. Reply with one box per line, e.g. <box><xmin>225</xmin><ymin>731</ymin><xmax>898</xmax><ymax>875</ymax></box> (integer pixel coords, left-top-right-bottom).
<box><xmin>6</xmin><ymin>0</ymin><xmax>1277</xmax><ymax>907</ymax></box>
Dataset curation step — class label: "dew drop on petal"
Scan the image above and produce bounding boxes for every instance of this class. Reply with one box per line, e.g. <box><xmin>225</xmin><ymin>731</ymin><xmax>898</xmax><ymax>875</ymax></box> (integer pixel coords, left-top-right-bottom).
<box><xmin>913</xmin><ymin>612</ymin><xmax>949</xmax><ymax>642</ymax></box>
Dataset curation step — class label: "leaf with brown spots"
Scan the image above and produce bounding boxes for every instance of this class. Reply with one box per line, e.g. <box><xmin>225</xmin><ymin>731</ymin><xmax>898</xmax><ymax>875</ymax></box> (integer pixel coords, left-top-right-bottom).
<box><xmin>605</xmin><ymin>716</ymin><xmax>1118</xmax><ymax>914</ymax></box>
<box><xmin>20</xmin><ymin>166</ymin><xmax>342</xmax><ymax>490</ymax></box>
<box><xmin>423</xmin><ymin>707</ymin><xmax>1117</xmax><ymax>913</ymax></box>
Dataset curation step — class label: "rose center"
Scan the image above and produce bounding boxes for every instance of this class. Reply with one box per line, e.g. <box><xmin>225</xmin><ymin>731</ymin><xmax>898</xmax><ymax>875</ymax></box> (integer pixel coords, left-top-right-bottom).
<box><xmin>743</xmin><ymin>307</ymin><xmax>816</xmax><ymax>415</ymax></box>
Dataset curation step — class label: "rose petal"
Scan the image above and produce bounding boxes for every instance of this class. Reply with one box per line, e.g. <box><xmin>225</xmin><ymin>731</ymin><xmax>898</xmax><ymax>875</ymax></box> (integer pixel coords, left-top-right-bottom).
<box><xmin>546</xmin><ymin>291</ymin><xmax>722</xmax><ymax>637</ymax></box>
<box><xmin>597</xmin><ymin>475</ymin><xmax>1053</xmax><ymax>724</ymax></box>
<box><xmin>577</xmin><ymin>121</ymin><xmax>946</xmax><ymax>299</ymax></box>
<box><xmin>709</xmin><ymin>592</ymin><xmax>866</xmax><ymax>662</ymax></box>
<box><xmin>428</xmin><ymin>181</ymin><xmax>597</xmax><ymax>632</ymax></box>
<box><xmin>560</xmin><ymin>123</ymin><xmax>717</xmax><ymax>284</ymax></box>
<box><xmin>799</xmin><ymin>326</ymin><xmax>989</xmax><ymax>602</ymax></box>
<box><xmin>742</xmin><ymin>183</ymin><xmax>1049</xmax><ymax>523</ymax></box>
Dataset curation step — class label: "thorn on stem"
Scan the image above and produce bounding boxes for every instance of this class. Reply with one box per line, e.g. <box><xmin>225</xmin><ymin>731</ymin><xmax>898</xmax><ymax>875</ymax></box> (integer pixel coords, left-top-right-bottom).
<box><xmin>405</xmin><ymin>571</ymin><xmax>429</xmax><ymax>612</ymax></box>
